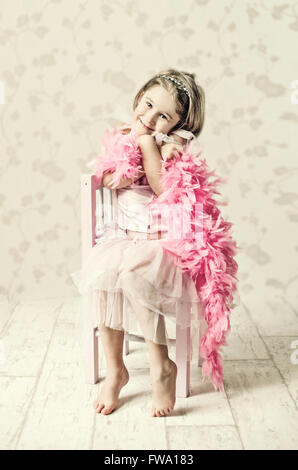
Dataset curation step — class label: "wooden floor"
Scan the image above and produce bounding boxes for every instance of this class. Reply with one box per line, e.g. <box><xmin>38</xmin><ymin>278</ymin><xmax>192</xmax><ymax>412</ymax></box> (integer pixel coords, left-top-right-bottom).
<box><xmin>0</xmin><ymin>296</ymin><xmax>297</xmax><ymax>450</ymax></box>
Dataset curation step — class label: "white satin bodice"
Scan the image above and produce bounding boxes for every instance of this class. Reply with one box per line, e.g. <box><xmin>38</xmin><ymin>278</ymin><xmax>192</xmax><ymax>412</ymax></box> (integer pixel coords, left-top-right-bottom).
<box><xmin>117</xmin><ymin>185</ymin><xmax>167</xmax><ymax>234</ymax></box>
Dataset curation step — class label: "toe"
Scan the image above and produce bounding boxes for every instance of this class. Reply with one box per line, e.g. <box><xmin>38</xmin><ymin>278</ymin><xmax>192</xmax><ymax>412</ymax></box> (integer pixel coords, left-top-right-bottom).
<box><xmin>102</xmin><ymin>405</ymin><xmax>114</xmax><ymax>415</ymax></box>
<box><xmin>96</xmin><ymin>404</ymin><xmax>104</xmax><ymax>413</ymax></box>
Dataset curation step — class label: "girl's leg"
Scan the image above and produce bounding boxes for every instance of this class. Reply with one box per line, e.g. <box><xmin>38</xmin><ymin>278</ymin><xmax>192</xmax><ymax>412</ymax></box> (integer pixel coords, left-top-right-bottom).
<box><xmin>145</xmin><ymin>328</ymin><xmax>177</xmax><ymax>418</ymax></box>
<box><xmin>125</xmin><ymin>290</ymin><xmax>177</xmax><ymax>417</ymax></box>
<box><xmin>93</xmin><ymin>324</ymin><xmax>129</xmax><ymax>415</ymax></box>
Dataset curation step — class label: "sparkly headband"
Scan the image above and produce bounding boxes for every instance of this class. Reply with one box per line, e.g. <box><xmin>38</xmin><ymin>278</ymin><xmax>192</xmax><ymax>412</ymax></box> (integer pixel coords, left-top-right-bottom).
<box><xmin>161</xmin><ymin>75</ymin><xmax>190</xmax><ymax>98</ymax></box>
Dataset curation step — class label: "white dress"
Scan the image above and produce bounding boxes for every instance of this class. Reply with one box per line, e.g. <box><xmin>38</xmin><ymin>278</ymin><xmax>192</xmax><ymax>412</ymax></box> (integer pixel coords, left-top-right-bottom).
<box><xmin>70</xmin><ymin>124</ymin><xmax>206</xmax><ymax>361</ymax></box>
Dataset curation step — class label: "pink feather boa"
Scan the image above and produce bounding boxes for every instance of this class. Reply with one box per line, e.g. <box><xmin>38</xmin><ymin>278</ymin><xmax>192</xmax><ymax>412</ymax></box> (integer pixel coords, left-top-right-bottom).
<box><xmin>90</xmin><ymin>126</ymin><xmax>239</xmax><ymax>393</ymax></box>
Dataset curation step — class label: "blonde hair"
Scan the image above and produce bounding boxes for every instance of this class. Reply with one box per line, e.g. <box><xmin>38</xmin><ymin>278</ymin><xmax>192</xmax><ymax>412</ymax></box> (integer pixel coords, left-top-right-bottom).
<box><xmin>133</xmin><ymin>68</ymin><xmax>205</xmax><ymax>137</ymax></box>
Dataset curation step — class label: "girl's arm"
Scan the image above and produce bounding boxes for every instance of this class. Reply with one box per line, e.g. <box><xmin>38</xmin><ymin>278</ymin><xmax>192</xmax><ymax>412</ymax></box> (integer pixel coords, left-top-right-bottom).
<box><xmin>138</xmin><ymin>134</ymin><xmax>188</xmax><ymax>196</ymax></box>
<box><xmin>102</xmin><ymin>168</ymin><xmax>145</xmax><ymax>189</ymax></box>
<box><xmin>102</xmin><ymin>123</ymin><xmax>145</xmax><ymax>189</ymax></box>
<box><xmin>137</xmin><ymin>135</ymin><xmax>165</xmax><ymax>196</ymax></box>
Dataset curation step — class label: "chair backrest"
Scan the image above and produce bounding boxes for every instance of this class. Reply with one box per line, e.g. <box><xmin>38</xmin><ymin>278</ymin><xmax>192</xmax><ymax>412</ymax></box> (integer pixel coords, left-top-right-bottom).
<box><xmin>81</xmin><ymin>174</ymin><xmax>170</xmax><ymax>267</ymax></box>
<box><xmin>81</xmin><ymin>174</ymin><xmax>118</xmax><ymax>266</ymax></box>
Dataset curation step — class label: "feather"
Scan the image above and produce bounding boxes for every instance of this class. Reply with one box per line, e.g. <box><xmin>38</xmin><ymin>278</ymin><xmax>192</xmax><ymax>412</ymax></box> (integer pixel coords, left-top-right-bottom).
<box><xmin>89</xmin><ymin>127</ymin><xmax>143</xmax><ymax>188</ymax></box>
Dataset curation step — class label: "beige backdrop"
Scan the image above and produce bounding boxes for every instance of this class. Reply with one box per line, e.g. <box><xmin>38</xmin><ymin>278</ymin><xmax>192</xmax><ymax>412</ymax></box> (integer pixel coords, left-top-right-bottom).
<box><xmin>0</xmin><ymin>0</ymin><xmax>297</xmax><ymax>316</ymax></box>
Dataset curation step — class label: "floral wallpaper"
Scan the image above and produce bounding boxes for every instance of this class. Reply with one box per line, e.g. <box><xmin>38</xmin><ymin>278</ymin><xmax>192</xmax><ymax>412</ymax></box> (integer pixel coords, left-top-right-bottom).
<box><xmin>0</xmin><ymin>0</ymin><xmax>297</xmax><ymax>313</ymax></box>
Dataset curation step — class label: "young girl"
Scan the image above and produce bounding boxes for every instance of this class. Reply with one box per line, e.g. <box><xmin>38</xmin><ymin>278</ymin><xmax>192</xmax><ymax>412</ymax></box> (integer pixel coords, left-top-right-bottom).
<box><xmin>72</xmin><ymin>68</ymin><xmax>206</xmax><ymax>417</ymax></box>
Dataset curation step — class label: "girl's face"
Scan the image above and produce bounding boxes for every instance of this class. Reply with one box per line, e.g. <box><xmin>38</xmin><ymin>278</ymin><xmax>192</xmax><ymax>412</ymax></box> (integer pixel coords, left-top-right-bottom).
<box><xmin>133</xmin><ymin>85</ymin><xmax>181</xmax><ymax>136</ymax></box>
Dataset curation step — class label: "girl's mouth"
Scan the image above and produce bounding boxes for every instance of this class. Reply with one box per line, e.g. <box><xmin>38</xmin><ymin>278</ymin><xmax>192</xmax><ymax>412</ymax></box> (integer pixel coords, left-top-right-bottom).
<box><xmin>139</xmin><ymin>119</ymin><xmax>152</xmax><ymax>131</ymax></box>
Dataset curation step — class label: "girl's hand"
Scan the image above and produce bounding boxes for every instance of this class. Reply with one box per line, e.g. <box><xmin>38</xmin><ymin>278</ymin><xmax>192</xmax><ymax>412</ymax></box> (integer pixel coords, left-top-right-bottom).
<box><xmin>136</xmin><ymin>134</ymin><xmax>155</xmax><ymax>148</ymax></box>
<box><xmin>159</xmin><ymin>133</ymin><xmax>187</xmax><ymax>161</ymax></box>
<box><xmin>160</xmin><ymin>142</ymin><xmax>184</xmax><ymax>161</ymax></box>
<box><xmin>137</xmin><ymin>134</ymin><xmax>184</xmax><ymax>161</ymax></box>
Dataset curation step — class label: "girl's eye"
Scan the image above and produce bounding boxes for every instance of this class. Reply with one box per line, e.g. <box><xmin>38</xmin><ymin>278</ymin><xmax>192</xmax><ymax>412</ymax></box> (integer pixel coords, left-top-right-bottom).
<box><xmin>146</xmin><ymin>101</ymin><xmax>168</xmax><ymax>121</ymax></box>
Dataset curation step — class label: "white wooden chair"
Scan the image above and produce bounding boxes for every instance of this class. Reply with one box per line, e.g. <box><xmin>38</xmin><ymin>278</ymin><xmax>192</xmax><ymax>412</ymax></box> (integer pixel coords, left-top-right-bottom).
<box><xmin>81</xmin><ymin>173</ymin><xmax>203</xmax><ymax>397</ymax></box>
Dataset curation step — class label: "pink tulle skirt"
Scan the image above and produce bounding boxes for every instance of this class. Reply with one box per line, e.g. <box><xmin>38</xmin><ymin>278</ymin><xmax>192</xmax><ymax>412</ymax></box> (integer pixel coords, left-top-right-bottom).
<box><xmin>71</xmin><ymin>227</ymin><xmax>206</xmax><ymax>361</ymax></box>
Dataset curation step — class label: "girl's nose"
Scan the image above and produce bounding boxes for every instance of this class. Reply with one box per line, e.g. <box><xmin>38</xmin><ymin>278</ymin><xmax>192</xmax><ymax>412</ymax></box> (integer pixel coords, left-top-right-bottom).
<box><xmin>146</xmin><ymin>111</ymin><xmax>156</xmax><ymax>126</ymax></box>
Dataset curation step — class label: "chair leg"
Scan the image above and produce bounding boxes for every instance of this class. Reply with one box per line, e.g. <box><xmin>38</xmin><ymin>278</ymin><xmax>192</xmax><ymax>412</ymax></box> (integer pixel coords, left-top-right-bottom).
<box><xmin>82</xmin><ymin>294</ymin><xmax>99</xmax><ymax>384</ymax></box>
<box><xmin>84</xmin><ymin>326</ymin><xmax>99</xmax><ymax>384</ymax></box>
<box><xmin>198</xmin><ymin>321</ymin><xmax>203</xmax><ymax>367</ymax></box>
<box><xmin>176</xmin><ymin>324</ymin><xmax>190</xmax><ymax>398</ymax></box>
<box><xmin>124</xmin><ymin>334</ymin><xmax>129</xmax><ymax>355</ymax></box>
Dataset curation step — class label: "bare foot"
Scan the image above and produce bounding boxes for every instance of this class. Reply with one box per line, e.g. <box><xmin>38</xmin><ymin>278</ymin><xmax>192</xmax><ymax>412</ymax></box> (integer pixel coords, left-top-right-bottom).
<box><xmin>150</xmin><ymin>359</ymin><xmax>177</xmax><ymax>417</ymax></box>
<box><xmin>93</xmin><ymin>365</ymin><xmax>129</xmax><ymax>415</ymax></box>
